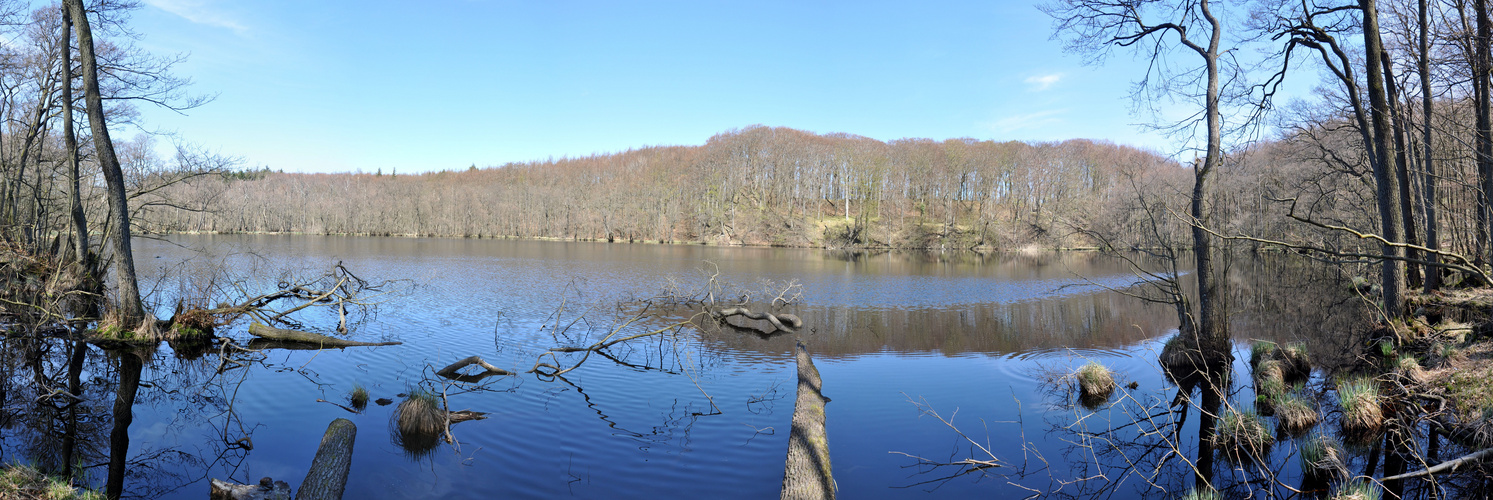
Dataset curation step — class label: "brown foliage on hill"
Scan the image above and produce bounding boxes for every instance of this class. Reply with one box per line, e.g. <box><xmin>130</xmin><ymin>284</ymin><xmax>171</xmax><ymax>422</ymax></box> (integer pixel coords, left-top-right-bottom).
<box><xmin>149</xmin><ymin>126</ymin><xmax>1185</xmax><ymax>249</ymax></box>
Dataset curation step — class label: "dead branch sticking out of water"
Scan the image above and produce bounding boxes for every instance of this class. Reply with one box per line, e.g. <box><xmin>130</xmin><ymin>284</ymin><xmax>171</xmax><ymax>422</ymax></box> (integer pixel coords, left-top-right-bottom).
<box><xmin>1381</xmin><ymin>445</ymin><xmax>1493</xmax><ymax>481</ymax></box>
<box><xmin>182</xmin><ymin>261</ymin><xmax>409</xmax><ymax>342</ymax></box>
<box><xmin>436</xmin><ymin>356</ymin><xmax>512</xmax><ymax>383</ymax></box>
<box><xmin>712</xmin><ymin>307</ymin><xmax>802</xmax><ymax>333</ymax></box>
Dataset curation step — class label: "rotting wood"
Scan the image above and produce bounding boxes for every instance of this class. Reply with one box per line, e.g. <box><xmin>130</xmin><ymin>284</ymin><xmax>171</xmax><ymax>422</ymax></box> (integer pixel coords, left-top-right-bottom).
<box><xmin>435</xmin><ymin>355</ymin><xmax>512</xmax><ymax>383</ymax></box>
<box><xmin>296</xmin><ymin>418</ymin><xmax>356</xmax><ymax>500</ymax></box>
<box><xmin>782</xmin><ymin>340</ymin><xmax>834</xmax><ymax>500</ymax></box>
<box><xmin>714</xmin><ymin>307</ymin><xmax>802</xmax><ymax>333</ymax></box>
<box><xmin>209</xmin><ymin>477</ymin><xmax>290</xmax><ymax>500</ymax></box>
<box><xmin>248</xmin><ymin>323</ymin><xmax>400</xmax><ymax>348</ymax></box>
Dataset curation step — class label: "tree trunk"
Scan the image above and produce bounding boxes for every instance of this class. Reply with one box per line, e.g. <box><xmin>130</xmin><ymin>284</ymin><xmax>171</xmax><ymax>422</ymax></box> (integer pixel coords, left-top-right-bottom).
<box><xmin>1477</xmin><ymin>0</ymin><xmax>1493</xmax><ymax>262</ymax></box>
<box><xmin>1193</xmin><ymin>0</ymin><xmax>1230</xmax><ymax>366</ymax></box>
<box><xmin>781</xmin><ymin>341</ymin><xmax>834</xmax><ymax>500</ymax></box>
<box><xmin>295</xmin><ymin>418</ymin><xmax>356</xmax><ymax>500</ymax></box>
<box><xmin>1422</xmin><ymin>0</ymin><xmax>1442</xmax><ymax>292</ymax></box>
<box><xmin>1383</xmin><ymin>53</ymin><xmax>1422</xmax><ymax>289</ymax></box>
<box><xmin>61</xmin><ymin>7</ymin><xmax>90</xmax><ymax>271</ymax></box>
<box><xmin>65</xmin><ymin>0</ymin><xmax>144</xmax><ymax>326</ymax></box>
<box><xmin>1362</xmin><ymin>0</ymin><xmax>1407</xmax><ymax>318</ymax></box>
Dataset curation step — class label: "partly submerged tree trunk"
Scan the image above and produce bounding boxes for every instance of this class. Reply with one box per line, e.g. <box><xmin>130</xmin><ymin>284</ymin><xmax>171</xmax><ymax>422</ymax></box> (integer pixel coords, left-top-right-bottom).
<box><xmin>66</xmin><ymin>0</ymin><xmax>144</xmax><ymax>326</ymax></box>
<box><xmin>248</xmin><ymin>323</ymin><xmax>401</xmax><ymax>347</ymax></box>
<box><xmin>782</xmin><ymin>341</ymin><xmax>834</xmax><ymax>500</ymax></box>
<box><xmin>296</xmin><ymin>418</ymin><xmax>356</xmax><ymax>500</ymax></box>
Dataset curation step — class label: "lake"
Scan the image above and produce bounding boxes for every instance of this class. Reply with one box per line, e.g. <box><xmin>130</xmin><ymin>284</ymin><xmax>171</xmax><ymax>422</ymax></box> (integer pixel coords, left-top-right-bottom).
<box><xmin>1</xmin><ymin>235</ymin><xmax>1370</xmax><ymax>498</ymax></box>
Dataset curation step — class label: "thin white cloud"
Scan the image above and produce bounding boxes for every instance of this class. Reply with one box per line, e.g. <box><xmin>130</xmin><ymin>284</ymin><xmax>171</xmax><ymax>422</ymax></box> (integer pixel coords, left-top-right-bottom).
<box><xmin>985</xmin><ymin>109</ymin><xmax>1067</xmax><ymax>134</ymax></box>
<box><xmin>145</xmin><ymin>0</ymin><xmax>247</xmax><ymax>35</ymax></box>
<box><xmin>1024</xmin><ymin>73</ymin><xmax>1063</xmax><ymax>92</ymax></box>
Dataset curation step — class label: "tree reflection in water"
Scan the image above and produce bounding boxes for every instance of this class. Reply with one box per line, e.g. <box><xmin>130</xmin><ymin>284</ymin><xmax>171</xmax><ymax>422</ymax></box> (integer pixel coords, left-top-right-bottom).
<box><xmin>0</xmin><ymin>333</ymin><xmax>259</xmax><ymax>499</ymax></box>
<box><xmin>890</xmin><ymin>254</ymin><xmax>1493</xmax><ymax>498</ymax></box>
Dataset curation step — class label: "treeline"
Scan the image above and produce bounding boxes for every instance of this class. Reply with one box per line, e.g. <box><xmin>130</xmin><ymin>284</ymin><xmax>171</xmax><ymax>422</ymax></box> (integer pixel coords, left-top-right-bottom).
<box><xmin>147</xmin><ymin>127</ymin><xmax>1184</xmax><ymax>249</ymax></box>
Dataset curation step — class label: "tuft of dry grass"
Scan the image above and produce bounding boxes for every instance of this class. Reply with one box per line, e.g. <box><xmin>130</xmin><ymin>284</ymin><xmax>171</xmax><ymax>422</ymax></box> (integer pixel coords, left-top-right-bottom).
<box><xmin>394</xmin><ymin>391</ymin><xmax>445</xmax><ymax>457</ymax></box>
<box><xmin>1299</xmin><ymin>430</ymin><xmax>1347</xmax><ymax>483</ymax></box>
<box><xmin>1215</xmin><ymin>408</ymin><xmax>1273</xmax><ymax>461</ymax></box>
<box><xmin>1075</xmin><ymin>362</ymin><xmax>1116</xmax><ymax>406</ymax></box>
<box><xmin>1250</xmin><ymin>340</ymin><xmax>1277</xmax><ymax>370</ymax></box>
<box><xmin>1180</xmin><ymin>487</ymin><xmax>1220</xmax><ymax>500</ymax></box>
<box><xmin>350</xmin><ymin>384</ymin><xmax>369</xmax><ymax>409</ymax></box>
<box><xmin>1273</xmin><ymin>389</ymin><xmax>1320</xmax><ymax>436</ymax></box>
<box><xmin>1329</xmin><ymin>479</ymin><xmax>1381</xmax><ymax>500</ymax></box>
<box><xmin>1337</xmin><ymin>376</ymin><xmax>1384</xmax><ymax>437</ymax></box>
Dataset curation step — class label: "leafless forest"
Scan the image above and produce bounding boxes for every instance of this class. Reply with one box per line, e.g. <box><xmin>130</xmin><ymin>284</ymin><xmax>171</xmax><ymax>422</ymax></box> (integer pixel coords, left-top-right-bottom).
<box><xmin>0</xmin><ymin>0</ymin><xmax>1484</xmax><ymax>289</ymax></box>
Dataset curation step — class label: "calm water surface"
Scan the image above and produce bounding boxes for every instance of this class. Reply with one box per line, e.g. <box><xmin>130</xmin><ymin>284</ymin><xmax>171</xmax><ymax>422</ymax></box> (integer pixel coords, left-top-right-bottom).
<box><xmin>1</xmin><ymin>235</ymin><xmax>1366</xmax><ymax>498</ymax></box>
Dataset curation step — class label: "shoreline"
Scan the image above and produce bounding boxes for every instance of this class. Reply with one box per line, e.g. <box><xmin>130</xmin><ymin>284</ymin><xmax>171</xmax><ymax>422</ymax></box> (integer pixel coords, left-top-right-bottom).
<box><xmin>150</xmin><ymin>229</ymin><xmax>1109</xmax><ymax>253</ymax></box>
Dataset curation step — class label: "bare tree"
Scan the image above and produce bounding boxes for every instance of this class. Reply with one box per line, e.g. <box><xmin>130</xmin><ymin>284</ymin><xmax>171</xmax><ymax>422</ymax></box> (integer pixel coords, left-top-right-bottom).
<box><xmin>1044</xmin><ymin>0</ymin><xmax>1236</xmax><ymax>366</ymax></box>
<box><xmin>65</xmin><ymin>0</ymin><xmax>142</xmax><ymax>327</ymax></box>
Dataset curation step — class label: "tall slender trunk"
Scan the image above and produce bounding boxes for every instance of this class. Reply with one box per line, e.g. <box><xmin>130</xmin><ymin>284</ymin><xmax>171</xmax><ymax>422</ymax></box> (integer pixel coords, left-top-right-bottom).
<box><xmin>1421</xmin><ymin>0</ymin><xmax>1442</xmax><ymax>291</ymax></box>
<box><xmin>1362</xmin><ymin>0</ymin><xmax>1406</xmax><ymax>318</ymax></box>
<box><xmin>1383</xmin><ymin>52</ymin><xmax>1422</xmax><ymax>288</ymax></box>
<box><xmin>62</xmin><ymin>7</ymin><xmax>89</xmax><ymax>271</ymax></box>
<box><xmin>66</xmin><ymin>0</ymin><xmax>144</xmax><ymax>326</ymax></box>
<box><xmin>1477</xmin><ymin>0</ymin><xmax>1493</xmax><ymax>261</ymax></box>
<box><xmin>1194</xmin><ymin>0</ymin><xmax>1229</xmax><ymax>366</ymax></box>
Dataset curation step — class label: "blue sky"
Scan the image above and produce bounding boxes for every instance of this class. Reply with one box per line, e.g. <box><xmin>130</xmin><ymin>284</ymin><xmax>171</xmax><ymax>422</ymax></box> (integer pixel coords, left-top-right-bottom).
<box><xmin>124</xmin><ymin>1</ymin><xmax>1240</xmax><ymax>174</ymax></box>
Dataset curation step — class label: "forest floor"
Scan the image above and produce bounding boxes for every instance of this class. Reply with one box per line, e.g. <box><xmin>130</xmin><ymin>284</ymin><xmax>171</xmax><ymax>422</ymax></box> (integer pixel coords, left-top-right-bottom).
<box><xmin>1404</xmin><ymin>289</ymin><xmax>1493</xmax><ymax>444</ymax></box>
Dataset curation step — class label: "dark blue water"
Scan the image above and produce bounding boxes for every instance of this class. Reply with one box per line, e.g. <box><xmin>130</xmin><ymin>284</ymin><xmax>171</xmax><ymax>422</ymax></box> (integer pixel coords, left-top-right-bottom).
<box><xmin>0</xmin><ymin>235</ymin><xmax>1367</xmax><ymax>498</ymax></box>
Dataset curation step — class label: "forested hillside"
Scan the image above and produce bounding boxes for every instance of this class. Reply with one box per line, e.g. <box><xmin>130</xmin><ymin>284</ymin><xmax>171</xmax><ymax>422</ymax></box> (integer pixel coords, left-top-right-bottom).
<box><xmin>147</xmin><ymin>126</ymin><xmax>1189</xmax><ymax>249</ymax></box>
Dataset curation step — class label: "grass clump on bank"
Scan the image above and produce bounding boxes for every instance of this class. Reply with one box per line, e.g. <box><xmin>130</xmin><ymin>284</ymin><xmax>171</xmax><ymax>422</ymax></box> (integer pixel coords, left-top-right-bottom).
<box><xmin>1075</xmin><ymin>361</ymin><xmax>1116</xmax><ymax>407</ymax></box>
<box><xmin>1337</xmin><ymin>376</ymin><xmax>1384</xmax><ymax>437</ymax></box>
<box><xmin>1214</xmin><ymin>408</ymin><xmax>1273</xmax><ymax>461</ymax></box>
<box><xmin>1299</xmin><ymin>431</ymin><xmax>1347</xmax><ymax>483</ymax></box>
<box><xmin>1273</xmin><ymin>388</ymin><xmax>1320</xmax><ymax>435</ymax></box>
<box><xmin>0</xmin><ymin>463</ymin><xmax>101</xmax><ymax>500</ymax></box>
<box><xmin>1250</xmin><ymin>341</ymin><xmax>1277</xmax><ymax>369</ymax></box>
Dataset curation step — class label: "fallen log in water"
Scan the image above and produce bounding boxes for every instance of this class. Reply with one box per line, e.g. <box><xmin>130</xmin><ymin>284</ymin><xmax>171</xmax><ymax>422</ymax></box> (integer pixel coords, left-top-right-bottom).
<box><xmin>209</xmin><ymin>418</ymin><xmax>357</xmax><ymax>500</ymax></box>
<box><xmin>248</xmin><ymin>323</ymin><xmax>400</xmax><ymax>348</ymax></box>
<box><xmin>782</xmin><ymin>341</ymin><xmax>834</xmax><ymax>500</ymax></box>
<box><xmin>435</xmin><ymin>355</ymin><xmax>512</xmax><ymax>383</ymax></box>
<box><xmin>713</xmin><ymin>307</ymin><xmax>802</xmax><ymax>333</ymax></box>
<box><xmin>297</xmin><ymin>418</ymin><xmax>356</xmax><ymax>500</ymax></box>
